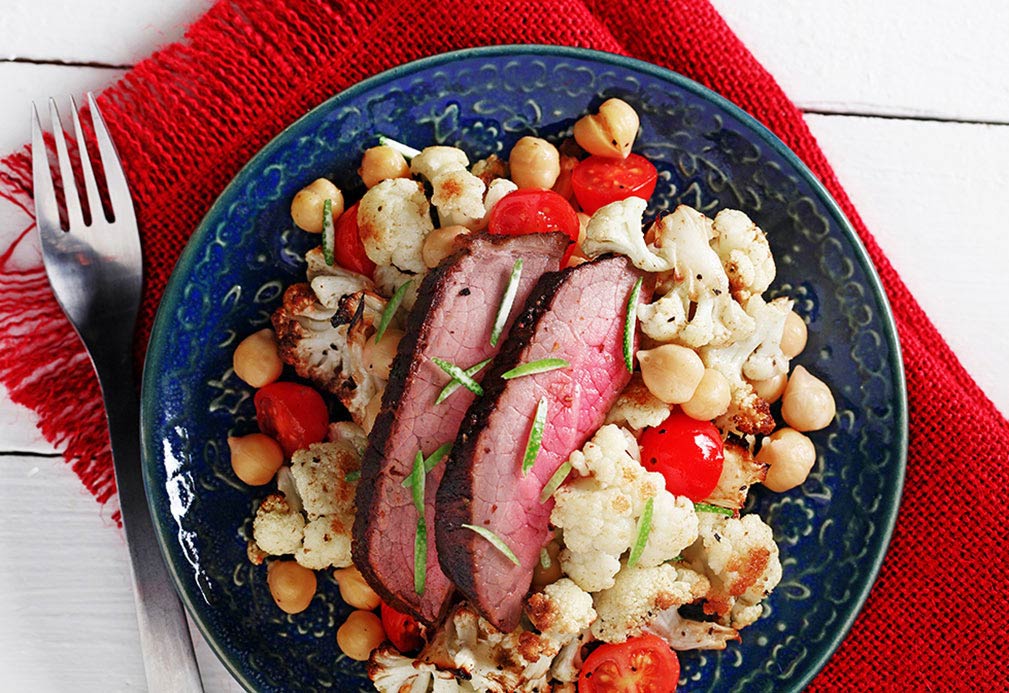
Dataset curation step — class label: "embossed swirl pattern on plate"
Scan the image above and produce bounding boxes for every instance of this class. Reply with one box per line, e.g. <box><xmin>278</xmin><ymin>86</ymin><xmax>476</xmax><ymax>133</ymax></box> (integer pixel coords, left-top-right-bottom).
<box><xmin>142</xmin><ymin>48</ymin><xmax>905</xmax><ymax>693</ymax></box>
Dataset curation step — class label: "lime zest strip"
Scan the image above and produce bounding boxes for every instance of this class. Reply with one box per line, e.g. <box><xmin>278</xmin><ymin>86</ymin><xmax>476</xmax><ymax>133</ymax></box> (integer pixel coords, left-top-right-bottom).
<box><xmin>431</xmin><ymin>357</ymin><xmax>484</xmax><ymax>396</ymax></box>
<box><xmin>375</xmin><ymin>280</ymin><xmax>412</xmax><ymax>344</ymax></box>
<box><xmin>462</xmin><ymin>524</ymin><xmax>520</xmax><ymax>566</ymax></box>
<box><xmin>623</xmin><ymin>276</ymin><xmax>643</xmax><ymax>372</ymax></box>
<box><xmin>521</xmin><ymin>396</ymin><xmax>548</xmax><ymax>475</ymax></box>
<box><xmin>435</xmin><ymin>357</ymin><xmax>492</xmax><ymax>404</ymax></box>
<box><xmin>539</xmin><ymin>461</ymin><xmax>572</xmax><ymax>503</ymax></box>
<box><xmin>627</xmin><ymin>497</ymin><xmax>654</xmax><ymax>568</ymax></box>
<box><xmin>501</xmin><ymin>358</ymin><xmax>569</xmax><ymax>380</ymax></box>
<box><xmin>490</xmin><ymin>258</ymin><xmax>523</xmax><ymax>347</ymax></box>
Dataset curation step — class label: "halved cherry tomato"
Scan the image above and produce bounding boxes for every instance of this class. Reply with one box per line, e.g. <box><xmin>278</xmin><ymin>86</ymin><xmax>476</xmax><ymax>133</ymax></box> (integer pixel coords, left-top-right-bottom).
<box><xmin>639</xmin><ymin>411</ymin><xmax>724</xmax><ymax>502</ymax></box>
<box><xmin>334</xmin><ymin>202</ymin><xmax>376</xmax><ymax>277</ymax></box>
<box><xmin>571</xmin><ymin>153</ymin><xmax>658</xmax><ymax>215</ymax></box>
<box><xmin>487</xmin><ymin>189</ymin><xmax>579</xmax><ymax>264</ymax></box>
<box><xmin>380</xmin><ymin>602</ymin><xmax>425</xmax><ymax>654</ymax></box>
<box><xmin>579</xmin><ymin>634</ymin><xmax>680</xmax><ymax>692</ymax></box>
<box><xmin>253</xmin><ymin>382</ymin><xmax>329</xmax><ymax>458</ymax></box>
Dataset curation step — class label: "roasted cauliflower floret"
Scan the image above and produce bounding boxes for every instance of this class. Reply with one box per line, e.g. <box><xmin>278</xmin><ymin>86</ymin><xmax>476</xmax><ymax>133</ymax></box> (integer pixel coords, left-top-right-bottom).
<box><xmin>373</xmin><ymin>262</ymin><xmax>422</xmax><ymax>312</ymax></box>
<box><xmin>702</xmin><ymin>440</ymin><xmax>768</xmax><ymax>510</ymax></box>
<box><xmin>431</xmin><ymin>168</ymin><xmax>487</xmax><ymax>223</ymax></box>
<box><xmin>358</xmin><ymin>178</ymin><xmax>434</xmax><ymax>273</ymax></box>
<box><xmin>271</xmin><ymin>282</ymin><xmax>388</xmax><ymax>424</ymax></box>
<box><xmin>410</xmin><ymin>146</ymin><xmax>470</xmax><ymax>181</ymax></box>
<box><xmin>645</xmin><ymin>604</ymin><xmax>739</xmax><ymax>651</ymax></box>
<box><xmin>252</xmin><ymin>493</ymin><xmax>305</xmax><ymax>556</ymax></box>
<box><xmin>604</xmin><ymin>374</ymin><xmax>672</xmax><ymax>432</ymax></box>
<box><xmin>526</xmin><ymin>578</ymin><xmax>597</xmax><ymax>637</ymax></box>
<box><xmin>290</xmin><ymin>441</ymin><xmax>358</xmax><ymax>519</ymax></box>
<box><xmin>367</xmin><ymin>645</ymin><xmax>461</xmax><ymax>693</ymax></box>
<box><xmin>296</xmin><ymin>514</ymin><xmax>353</xmax><ymax>570</ymax></box>
<box><xmin>388</xmin><ymin>605</ymin><xmax>570</xmax><ymax>693</ymax></box>
<box><xmin>700</xmin><ymin>294</ymin><xmax>792</xmax><ymax>435</ymax></box>
<box><xmin>590</xmin><ymin>564</ymin><xmax>706</xmax><ymax>643</ymax></box>
<box><xmin>711</xmin><ymin>209</ymin><xmax>775</xmax><ymax>303</ymax></box>
<box><xmin>638</xmin><ymin>205</ymin><xmax>755</xmax><ymax>348</ymax></box>
<box><xmin>582</xmin><ymin>197</ymin><xmax>674</xmax><ymax>272</ymax></box>
<box><xmin>552</xmin><ymin>425</ymin><xmax>698</xmax><ymax>592</ymax></box>
<box><xmin>683</xmin><ymin>513</ymin><xmax>783</xmax><ymax>629</ymax></box>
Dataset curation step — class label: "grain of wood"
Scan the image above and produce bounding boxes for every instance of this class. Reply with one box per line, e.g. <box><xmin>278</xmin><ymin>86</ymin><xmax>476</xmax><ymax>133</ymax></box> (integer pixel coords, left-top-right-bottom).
<box><xmin>711</xmin><ymin>0</ymin><xmax>1009</xmax><ymax>123</ymax></box>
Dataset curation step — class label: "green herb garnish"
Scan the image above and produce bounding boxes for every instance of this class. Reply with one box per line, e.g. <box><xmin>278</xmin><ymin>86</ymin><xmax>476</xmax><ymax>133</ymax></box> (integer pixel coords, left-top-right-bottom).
<box><xmin>490</xmin><ymin>259</ymin><xmax>523</xmax><ymax>347</ymax></box>
<box><xmin>539</xmin><ymin>461</ymin><xmax>572</xmax><ymax>503</ymax></box>
<box><xmin>321</xmin><ymin>198</ymin><xmax>336</xmax><ymax>265</ymax></box>
<box><xmin>411</xmin><ymin>450</ymin><xmax>427</xmax><ymax>594</ymax></box>
<box><xmin>344</xmin><ymin>470</ymin><xmax>361</xmax><ymax>482</ymax></box>
<box><xmin>694</xmin><ymin>502</ymin><xmax>733</xmax><ymax>516</ymax></box>
<box><xmin>432</xmin><ymin>357</ymin><xmax>484</xmax><ymax>396</ymax></box>
<box><xmin>375</xmin><ymin>280</ymin><xmax>412</xmax><ymax>344</ymax></box>
<box><xmin>627</xmin><ymin>497</ymin><xmax>654</xmax><ymax>568</ymax></box>
<box><xmin>501</xmin><ymin>358</ymin><xmax>570</xmax><ymax>380</ymax></box>
<box><xmin>540</xmin><ymin>548</ymin><xmax>552</xmax><ymax>570</ymax></box>
<box><xmin>435</xmin><ymin>357</ymin><xmax>492</xmax><ymax>404</ymax></box>
<box><xmin>462</xmin><ymin>524</ymin><xmax>520</xmax><ymax>566</ymax></box>
<box><xmin>378</xmin><ymin>135</ymin><xmax>421</xmax><ymax>160</ymax></box>
<box><xmin>623</xmin><ymin>276</ymin><xmax>643</xmax><ymax>372</ymax></box>
<box><xmin>414</xmin><ymin>518</ymin><xmax>427</xmax><ymax>594</ymax></box>
<box><xmin>521</xmin><ymin>396</ymin><xmax>548</xmax><ymax>475</ymax></box>
<box><xmin>410</xmin><ymin>450</ymin><xmax>425</xmax><ymax>512</ymax></box>
<box><xmin>401</xmin><ymin>442</ymin><xmax>453</xmax><ymax>488</ymax></box>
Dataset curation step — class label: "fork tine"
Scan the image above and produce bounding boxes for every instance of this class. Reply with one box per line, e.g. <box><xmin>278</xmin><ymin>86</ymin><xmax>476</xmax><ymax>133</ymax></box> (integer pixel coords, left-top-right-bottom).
<box><xmin>31</xmin><ymin>103</ymin><xmax>62</xmax><ymax>235</ymax></box>
<box><xmin>86</xmin><ymin>93</ymin><xmax>136</xmax><ymax>225</ymax></box>
<box><xmin>48</xmin><ymin>98</ymin><xmax>85</xmax><ymax>230</ymax></box>
<box><xmin>69</xmin><ymin>95</ymin><xmax>104</xmax><ymax>225</ymax></box>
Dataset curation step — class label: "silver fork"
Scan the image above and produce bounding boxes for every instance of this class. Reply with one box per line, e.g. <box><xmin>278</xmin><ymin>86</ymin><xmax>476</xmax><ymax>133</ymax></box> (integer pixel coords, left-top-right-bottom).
<box><xmin>32</xmin><ymin>94</ymin><xmax>204</xmax><ymax>692</ymax></box>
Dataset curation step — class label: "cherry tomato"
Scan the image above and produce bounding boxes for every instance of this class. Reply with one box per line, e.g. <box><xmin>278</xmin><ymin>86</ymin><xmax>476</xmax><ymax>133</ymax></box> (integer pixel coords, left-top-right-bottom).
<box><xmin>253</xmin><ymin>382</ymin><xmax>329</xmax><ymax>458</ymax></box>
<box><xmin>334</xmin><ymin>202</ymin><xmax>376</xmax><ymax>276</ymax></box>
<box><xmin>487</xmin><ymin>189</ymin><xmax>579</xmax><ymax>264</ymax></box>
<box><xmin>579</xmin><ymin>634</ymin><xmax>680</xmax><ymax>693</ymax></box>
<box><xmin>571</xmin><ymin>153</ymin><xmax>658</xmax><ymax>215</ymax></box>
<box><xmin>380</xmin><ymin>602</ymin><xmax>425</xmax><ymax>654</ymax></box>
<box><xmin>639</xmin><ymin>411</ymin><xmax>724</xmax><ymax>502</ymax></box>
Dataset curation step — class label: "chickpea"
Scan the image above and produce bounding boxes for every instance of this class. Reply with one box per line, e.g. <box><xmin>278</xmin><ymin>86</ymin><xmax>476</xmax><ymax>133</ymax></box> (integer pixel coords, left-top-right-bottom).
<box><xmin>233</xmin><ymin>328</ymin><xmax>283</xmax><ymax>388</ymax></box>
<box><xmin>362</xmin><ymin>392</ymin><xmax>383</xmax><ymax>434</ymax></box>
<box><xmin>362</xmin><ymin>328</ymin><xmax>403</xmax><ymax>381</ymax></box>
<box><xmin>573</xmin><ymin>98</ymin><xmax>639</xmax><ymax>159</ymax></box>
<box><xmin>359</xmin><ymin>146</ymin><xmax>409</xmax><ymax>188</ymax></box>
<box><xmin>337</xmin><ymin>610</ymin><xmax>386</xmax><ymax>661</ymax></box>
<box><xmin>781</xmin><ymin>366</ymin><xmax>836</xmax><ymax>432</ymax></box>
<box><xmin>751</xmin><ymin>371</ymin><xmax>787</xmax><ymax>403</ymax></box>
<box><xmin>780</xmin><ymin>311</ymin><xmax>808</xmax><ymax>358</ymax></box>
<box><xmin>681</xmin><ymin>368</ymin><xmax>731</xmax><ymax>420</ymax></box>
<box><xmin>422</xmin><ymin>225</ymin><xmax>471</xmax><ymax>269</ymax></box>
<box><xmin>290</xmin><ymin>178</ymin><xmax>344</xmax><ymax>233</ymax></box>
<box><xmin>267</xmin><ymin>560</ymin><xmax>317</xmax><ymax>614</ymax></box>
<box><xmin>333</xmin><ymin>566</ymin><xmax>382</xmax><ymax>610</ymax></box>
<box><xmin>532</xmin><ymin>541</ymin><xmax>563</xmax><ymax>589</ymax></box>
<box><xmin>758</xmin><ymin>428</ymin><xmax>817</xmax><ymax>492</ymax></box>
<box><xmin>508</xmin><ymin>136</ymin><xmax>561</xmax><ymax>190</ymax></box>
<box><xmin>637</xmin><ymin>344</ymin><xmax>705</xmax><ymax>404</ymax></box>
<box><xmin>228</xmin><ymin>433</ymin><xmax>284</xmax><ymax>485</ymax></box>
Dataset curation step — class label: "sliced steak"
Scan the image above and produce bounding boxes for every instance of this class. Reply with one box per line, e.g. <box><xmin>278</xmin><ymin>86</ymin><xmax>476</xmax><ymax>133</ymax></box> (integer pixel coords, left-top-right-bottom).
<box><xmin>353</xmin><ymin>232</ymin><xmax>568</xmax><ymax>625</ymax></box>
<box><xmin>437</xmin><ymin>255</ymin><xmax>648</xmax><ymax>632</ymax></box>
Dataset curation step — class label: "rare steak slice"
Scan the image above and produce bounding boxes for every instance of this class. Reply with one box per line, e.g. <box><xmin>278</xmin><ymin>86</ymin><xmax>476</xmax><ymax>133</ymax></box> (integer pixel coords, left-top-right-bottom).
<box><xmin>436</xmin><ymin>255</ymin><xmax>647</xmax><ymax>632</ymax></box>
<box><xmin>353</xmin><ymin>232</ymin><xmax>567</xmax><ymax>625</ymax></box>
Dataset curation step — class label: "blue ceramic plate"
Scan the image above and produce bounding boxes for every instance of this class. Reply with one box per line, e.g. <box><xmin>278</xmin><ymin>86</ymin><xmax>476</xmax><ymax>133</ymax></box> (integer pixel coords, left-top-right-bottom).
<box><xmin>141</xmin><ymin>46</ymin><xmax>907</xmax><ymax>692</ymax></box>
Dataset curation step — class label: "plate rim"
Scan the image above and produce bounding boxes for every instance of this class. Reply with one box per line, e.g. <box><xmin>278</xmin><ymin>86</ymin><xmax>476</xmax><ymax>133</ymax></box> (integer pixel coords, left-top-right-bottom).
<box><xmin>140</xmin><ymin>44</ymin><xmax>909</xmax><ymax>692</ymax></box>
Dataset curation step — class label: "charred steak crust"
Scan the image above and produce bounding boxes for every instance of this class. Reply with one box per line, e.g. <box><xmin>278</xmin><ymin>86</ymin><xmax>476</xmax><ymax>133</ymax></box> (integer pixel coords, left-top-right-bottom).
<box><xmin>352</xmin><ymin>232</ymin><xmax>568</xmax><ymax>625</ymax></box>
<box><xmin>436</xmin><ymin>255</ymin><xmax>646</xmax><ymax>631</ymax></box>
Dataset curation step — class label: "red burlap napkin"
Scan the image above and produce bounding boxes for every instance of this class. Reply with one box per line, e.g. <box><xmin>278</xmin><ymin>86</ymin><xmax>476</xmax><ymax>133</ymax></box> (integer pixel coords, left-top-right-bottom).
<box><xmin>1</xmin><ymin>0</ymin><xmax>1005</xmax><ymax>688</ymax></box>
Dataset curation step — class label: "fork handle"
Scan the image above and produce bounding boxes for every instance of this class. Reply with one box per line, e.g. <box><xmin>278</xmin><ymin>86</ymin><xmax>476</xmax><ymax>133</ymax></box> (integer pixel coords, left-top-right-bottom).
<box><xmin>94</xmin><ymin>352</ymin><xmax>205</xmax><ymax>693</ymax></box>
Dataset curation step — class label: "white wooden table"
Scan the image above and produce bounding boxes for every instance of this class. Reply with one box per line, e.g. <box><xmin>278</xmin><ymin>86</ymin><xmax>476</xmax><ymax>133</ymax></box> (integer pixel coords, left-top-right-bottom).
<box><xmin>1</xmin><ymin>1</ymin><xmax>1007</xmax><ymax>689</ymax></box>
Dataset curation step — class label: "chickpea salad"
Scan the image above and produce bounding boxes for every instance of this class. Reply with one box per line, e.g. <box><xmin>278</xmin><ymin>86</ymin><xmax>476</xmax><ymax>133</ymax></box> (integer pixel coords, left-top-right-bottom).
<box><xmin>226</xmin><ymin>98</ymin><xmax>837</xmax><ymax>692</ymax></box>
